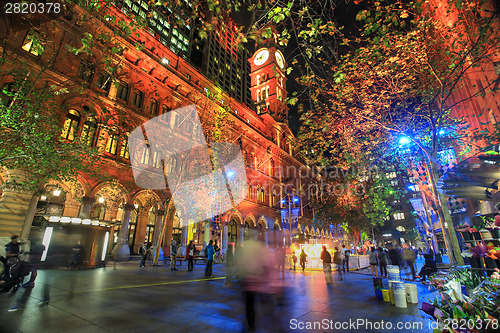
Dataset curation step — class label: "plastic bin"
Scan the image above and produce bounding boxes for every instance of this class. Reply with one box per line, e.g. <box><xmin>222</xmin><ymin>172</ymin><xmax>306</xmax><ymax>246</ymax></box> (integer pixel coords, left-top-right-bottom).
<box><xmin>381</xmin><ymin>289</ymin><xmax>390</xmax><ymax>302</ymax></box>
<box><xmin>405</xmin><ymin>283</ymin><xmax>418</xmax><ymax>304</ymax></box>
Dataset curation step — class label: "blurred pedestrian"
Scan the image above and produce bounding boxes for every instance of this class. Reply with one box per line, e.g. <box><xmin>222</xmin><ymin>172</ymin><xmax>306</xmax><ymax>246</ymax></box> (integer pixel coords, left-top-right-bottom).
<box><xmin>403</xmin><ymin>244</ymin><xmax>417</xmax><ymax>279</ymax></box>
<box><xmin>139</xmin><ymin>241</ymin><xmax>148</xmax><ymax>268</ymax></box>
<box><xmin>170</xmin><ymin>240</ymin><xmax>178</xmax><ymax>271</ymax></box>
<box><xmin>70</xmin><ymin>241</ymin><xmax>83</xmax><ymax>269</ymax></box>
<box><xmin>291</xmin><ymin>253</ymin><xmax>297</xmax><ymax>271</ymax></box>
<box><xmin>276</xmin><ymin>244</ymin><xmax>286</xmax><ymax>281</ymax></box>
<box><xmin>320</xmin><ymin>246</ymin><xmax>333</xmax><ymax>284</ymax></box>
<box><xmin>237</xmin><ymin>238</ymin><xmax>274</xmax><ymax>333</ymax></box>
<box><xmin>204</xmin><ymin>240</ymin><xmax>215</xmax><ymax>278</ymax></box>
<box><xmin>23</xmin><ymin>239</ymin><xmax>45</xmax><ymax>288</ymax></box>
<box><xmin>341</xmin><ymin>244</ymin><xmax>350</xmax><ymax>274</ymax></box>
<box><xmin>186</xmin><ymin>240</ymin><xmax>195</xmax><ymax>272</ymax></box>
<box><xmin>377</xmin><ymin>247</ymin><xmax>388</xmax><ymax>278</ymax></box>
<box><xmin>333</xmin><ymin>247</ymin><xmax>343</xmax><ymax>280</ymax></box>
<box><xmin>299</xmin><ymin>249</ymin><xmax>307</xmax><ymax>271</ymax></box>
<box><xmin>388</xmin><ymin>244</ymin><xmax>401</xmax><ymax>267</ymax></box>
<box><xmin>368</xmin><ymin>247</ymin><xmax>378</xmax><ymax>277</ymax></box>
<box><xmin>224</xmin><ymin>244</ymin><xmax>234</xmax><ymax>287</ymax></box>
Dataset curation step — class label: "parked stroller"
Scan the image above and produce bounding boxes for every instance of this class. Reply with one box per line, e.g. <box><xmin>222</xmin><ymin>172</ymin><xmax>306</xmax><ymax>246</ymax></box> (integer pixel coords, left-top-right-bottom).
<box><xmin>0</xmin><ymin>256</ymin><xmax>31</xmax><ymax>293</ymax></box>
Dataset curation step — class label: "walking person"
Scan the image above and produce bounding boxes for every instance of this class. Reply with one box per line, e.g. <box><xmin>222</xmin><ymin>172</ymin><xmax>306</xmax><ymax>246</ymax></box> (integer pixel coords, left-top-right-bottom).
<box><xmin>333</xmin><ymin>247</ymin><xmax>343</xmax><ymax>280</ymax></box>
<box><xmin>377</xmin><ymin>247</ymin><xmax>388</xmax><ymax>278</ymax></box>
<box><xmin>299</xmin><ymin>248</ymin><xmax>308</xmax><ymax>271</ymax></box>
<box><xmin>341</xmin><ymin>244</ymin><xmax>350</xmax><ymax>274</ymax></box>
<box><xmin>70</xmin><ymin>241</ymin><xmax>83</xmax><ymax>269</ymax></box>
<box><xmin>186</xmin><ymin>240</ymin><xmax>195</xmax><ymax>271</ymax></box>
<box><xmin>139</xmin><ymin>241</ymin><xmax>148</xmax><ymax>267</ymax></box>
<box><xmin>224</xmin><ymin>244</ymin><xmax>235</xmax><ymax>287</ymax></box>
<box><xmin>291</xmin><ymin>253</ymin><xmax>297</xmax><ymax>271</ymax></box>
<box><xmin>320</xmin><ymin>246</ymin><xmax>333</xmax><ymax>284</ymax></box>
<box><xmin>22</xmin><ymin>239</ymin><xmax>45</xmax><ymax>288</ymax></box>
<box><xmin>403</xmin><ymin>245</ymin><xmax>417</xmax><ymax>279</ymax></box>
<box><xmin>170</xmin><ymin>240</ymin><xmax>178</xmax><ymax>271</ymax></box>
<box><xmin>368</xmin><ymin>247</ymin><xmax>378</xmax><ymax>277</ymax></box>
<box><xmin>204</xmin><ymin>240</ymin><xmax>215</xmax><ymax>278</ymax></box>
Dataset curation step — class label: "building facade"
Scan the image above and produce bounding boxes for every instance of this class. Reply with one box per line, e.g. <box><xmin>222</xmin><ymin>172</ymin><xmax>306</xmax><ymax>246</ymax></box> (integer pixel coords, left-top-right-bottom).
<box><xmin>0</xmin><ymin>2</ymin><xmax>327</xmax><ymax>264</ymax></box>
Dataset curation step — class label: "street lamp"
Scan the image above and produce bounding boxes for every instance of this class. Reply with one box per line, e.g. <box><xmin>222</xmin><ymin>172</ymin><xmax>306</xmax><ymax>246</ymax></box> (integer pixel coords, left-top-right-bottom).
<box><xmin>281</xmin><ymin>194</ymin><xmax>298</xmax><ymax>247</ymax></box>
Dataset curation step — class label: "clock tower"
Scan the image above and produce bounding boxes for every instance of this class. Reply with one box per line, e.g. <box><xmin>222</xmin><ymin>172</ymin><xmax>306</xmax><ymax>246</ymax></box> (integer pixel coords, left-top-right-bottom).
<box><xmin>249</xmin><ymin>46</ymin><xmax>289</xmax><ymax>123</ymax></box>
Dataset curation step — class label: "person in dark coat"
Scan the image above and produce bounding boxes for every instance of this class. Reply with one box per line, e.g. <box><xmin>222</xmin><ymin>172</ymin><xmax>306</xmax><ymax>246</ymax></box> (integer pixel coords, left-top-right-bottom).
<box><xmin>23</xmin><ymin>239</ymin><xmax>45</xmax><ymax>288</ymax></box>
<box><xmin>186</xmin><ymin>240</ymin><xmax>195</xmax><ymax>272</ymax></box>
<box><xmin>0</xmin><ymin>256</ymin><xmax>29</xmax><ymax>292</ymax></box>
<box><xmin>299</xmin><ymin>249</ymin><xmax>308</xmax><ymax>271</ymax></box>
<box><xmin>417</xmin><ymin>254</ymin><xmax>437</xmax><ymax>282</ymax></box>
<box><xmin>388</xmin><ymin>245</ymin><xmax>401</xmax><ymax>266</ymax></box>
<box><xmin>320</xmin><ymin>246</ymin><xmax>333</xmax><ymax>284</ymax></box>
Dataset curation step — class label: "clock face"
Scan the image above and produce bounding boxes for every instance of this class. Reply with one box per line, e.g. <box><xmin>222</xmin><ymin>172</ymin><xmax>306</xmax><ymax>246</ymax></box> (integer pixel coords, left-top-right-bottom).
<box><xmin>254</xmin><ymin>49</ymin><xmax>269</xmax><ymax>66</ymax></box>
<box><xmin>275</xmin><ymin>51</ymin><xmax>285</xmax><ymax>69</ymax></box>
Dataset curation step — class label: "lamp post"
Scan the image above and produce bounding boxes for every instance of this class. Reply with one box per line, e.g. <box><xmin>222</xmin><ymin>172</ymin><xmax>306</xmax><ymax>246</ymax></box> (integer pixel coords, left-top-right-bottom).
<box><xmin>281</xmin><ymin>194</ymin><xmax>299</xmax><ymax>247</ymax></box>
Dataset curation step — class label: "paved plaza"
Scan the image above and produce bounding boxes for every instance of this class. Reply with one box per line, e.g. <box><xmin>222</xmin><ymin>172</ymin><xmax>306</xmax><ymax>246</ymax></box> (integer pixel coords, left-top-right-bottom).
<box><xmin>0</xmin><ymin>258</ymin><xmax>439</xmax><ymax>333</ymax></box>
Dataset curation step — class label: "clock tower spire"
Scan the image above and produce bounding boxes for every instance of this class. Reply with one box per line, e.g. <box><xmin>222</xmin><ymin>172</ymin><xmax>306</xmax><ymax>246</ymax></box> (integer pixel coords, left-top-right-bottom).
<box><xmin>248</xmin><ymin>38</ymin><xmax>289</xmax><ymax>123</ymax></box>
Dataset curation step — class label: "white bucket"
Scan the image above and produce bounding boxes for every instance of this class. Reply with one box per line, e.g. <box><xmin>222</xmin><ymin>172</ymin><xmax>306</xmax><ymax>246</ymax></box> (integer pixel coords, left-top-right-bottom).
<box><xmin>405</xmin><ymin>284</ymin><xmax>418</xmax><ymax>304</ymax></box>
<box><xmin>393</xmin><ymin>289</ymin><xmax>407</xmax><ymax>308</ymax></box>
<box><xmin>387</xmin><ymin>265</ymin><xmax>400</xmax><ymax>282</ymax></box>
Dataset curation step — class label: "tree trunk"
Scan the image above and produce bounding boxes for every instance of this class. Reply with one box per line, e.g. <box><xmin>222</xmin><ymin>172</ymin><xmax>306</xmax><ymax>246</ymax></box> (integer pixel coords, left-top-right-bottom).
<box><xmin>428</xmin><ymin>157</ymin><xmax>464</xmax><ymax>265</ymax></box>
<box><xmin>152</xmin><ymin>198</ymin><xmax>174</xmax><ymax>265</ymax></box>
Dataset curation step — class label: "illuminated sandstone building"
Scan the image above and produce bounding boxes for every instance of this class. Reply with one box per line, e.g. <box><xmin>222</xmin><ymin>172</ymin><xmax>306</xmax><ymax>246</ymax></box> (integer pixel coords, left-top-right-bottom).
<box><xmin>0</xmin><ymin>1</ymin><xmax>326</xmax><ymax>265</ymax></box>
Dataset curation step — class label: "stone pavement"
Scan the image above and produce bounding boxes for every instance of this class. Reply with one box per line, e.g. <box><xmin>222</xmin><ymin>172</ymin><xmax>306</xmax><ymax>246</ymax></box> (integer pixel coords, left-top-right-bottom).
<box><xmin>0</xmin><ymin>258</ymin><xmax>439</xmax><ymax>333</ymax></box>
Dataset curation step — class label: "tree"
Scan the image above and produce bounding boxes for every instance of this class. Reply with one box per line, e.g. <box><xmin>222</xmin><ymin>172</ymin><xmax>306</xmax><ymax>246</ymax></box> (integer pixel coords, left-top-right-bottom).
<box><xmin>296</xmin><ymin>0</ymin><xmax>500</xmax><ymax>264</ymax></box>
<box><xmin>310</xmin><ymin>162</ymin><xmax>402</xmax><ymax>246</ymax></box>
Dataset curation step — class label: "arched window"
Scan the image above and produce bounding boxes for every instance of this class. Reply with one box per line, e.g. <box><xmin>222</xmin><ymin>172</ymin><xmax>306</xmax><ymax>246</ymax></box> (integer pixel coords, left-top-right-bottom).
<box><xmin>119</xmin><ymin>133</ymin><xmax>130</xmax><ymax>159</ymax></box>
<box><xmin>272</xmin><ymin>190</ymin><xmax>277</xmax><ymax>206</ymax></box>
<box><xmin>77</xmin><ymin>59</ymin><xmax>95</xmax><ymax>83</ymax></box>
<box><xmin>256</xmin><ymin>75</ymin><xmax>260</xmax><ymax>86</ymax></box>
<box><xmin>266</xmin><ymin>86</ymin><xmax>269</xmax><ymax>98</ymax></box>
<box><xmin>132</xmin><ymin>89</ymin><xmax>143</xmax><ymax>108</ymax></box>
<box><xmin>248</xmin><ymin>184</ymin><xmax>253</xmax><ymax>199</ymax></box>
<box><xmin>116</xmin><ymin>82</ymin><xmax>129</xmax><ymax>101</ymax></box>
<box><xmin>96</xmin><ymin>72</ymin><xmax>111</xmax><ymax>92</ymax></box>
<box><xmin>61</xmin><ymin>109</ymin><xmax>80</xmax><ymax>141</ymax></box>
<box><xmin>261</xmin><ymin>89</ymin><xmax>265</xmax><ymax>101</ymax></box>
<box><xmin>81</xmin><ymin>116</ymin><xmax>98</xmax><ymax>146</ymax></box>
<box><xmin>260</xmin><ymin>187</ymin><xmax>265</xmax><ymax>202</ymax></box>
<box><xmin>150</xmin><ymin>98</ymin><xmax>159</xmax><ymax>116</ymax></box>
<box><xmin>141</xmin><ymin>146</ymin><xmax>150</xmax><ymax>164</ymax></box>
<box><xmin>105</xmin><ymin>128</ymin><xmax>119</xmax><ymax>155</ymax></box>
<box><xmin>162</xmin><ymin>105</ymin><xmax>169</xmax><ymax>115</ymax></box>
<box><xmin>256</xmin><ymin>91</ymin><xmax>260</xmax><ymax>102</ymax></box>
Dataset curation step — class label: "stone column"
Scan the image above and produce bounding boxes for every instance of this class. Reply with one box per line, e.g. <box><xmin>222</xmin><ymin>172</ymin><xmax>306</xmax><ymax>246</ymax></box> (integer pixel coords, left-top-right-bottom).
<box><xmin>222</xmin><ymin>224</ymin><xmax>228</xmax><ymax>255</ymax></box>
<box><xmin>133</xmin><ymin>209</ymin><xmax>149</xmax><ymax>252</ymax></box>
<box><xmin>0</xmin><ymin>170</ymin><xmax>34</xmax><ymax>238</ymax></box>
<box><xmin>111</xmin><ymin>203</ymin><xmax>134</xmax><ymax>261</ymax></box>
<box><xmin>238</xmin><ymin>225</ymin><xmax>245</xmax><ymax>244</ymax></box>
<box><xmin>204</xmin><ymin>221</ymin><xmax>211</xmax><ymax>246</ymax></box>
<box><xmin>78</xmin><ymin>196</ymin><xmax>94</xmax><ymax>219</ymax></box>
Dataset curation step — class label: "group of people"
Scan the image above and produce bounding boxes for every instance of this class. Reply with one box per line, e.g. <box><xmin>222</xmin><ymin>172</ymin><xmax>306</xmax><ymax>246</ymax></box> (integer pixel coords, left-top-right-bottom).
<box><xmin>318</xmin><ymin>245</ymin><xmax>351</xmax><ymax>284</ymax></box>
<box><xmin>140</xmin><ymin>239</ymin><xmax>219</xmax><ymax>278</ymax></box>
<box><xmin>367</xmin><ymin>244</ymin><xmax>438</xmax><ymax>282</ymax></box>
<box><xmin>1</xmin><ymin>235</ymin><xmax>44</xmax><ymax>292</ymax></box>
